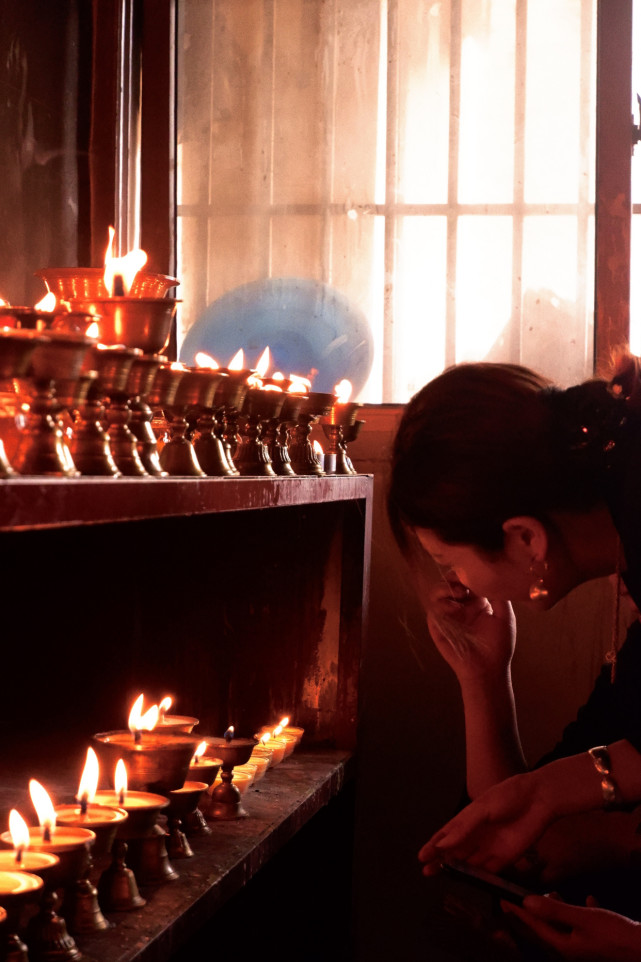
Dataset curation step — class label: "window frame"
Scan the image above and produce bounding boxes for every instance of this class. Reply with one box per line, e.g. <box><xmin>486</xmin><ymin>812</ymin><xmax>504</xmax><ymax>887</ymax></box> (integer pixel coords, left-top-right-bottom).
<box><xmin>134</xmin><ymin>0</ymin><xmax>632</xmax><ymax>376</ymax></box>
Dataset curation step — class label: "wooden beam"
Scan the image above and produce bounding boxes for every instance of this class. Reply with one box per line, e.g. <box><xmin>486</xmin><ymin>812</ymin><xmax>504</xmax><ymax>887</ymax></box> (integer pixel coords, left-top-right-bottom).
<box><xmin>595</xmin><ymin>0</ymin><xmax>633</xmax><ymax>374</ymax></box>
<box><xmin>139</xmin><ymin>0</ymin><xmax>176</xmax><ymax>276</ymax></box>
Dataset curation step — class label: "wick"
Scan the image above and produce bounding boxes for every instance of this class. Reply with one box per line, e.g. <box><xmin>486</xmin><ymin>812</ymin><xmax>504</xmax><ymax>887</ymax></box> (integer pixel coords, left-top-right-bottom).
<box><xmin>134</xmin><ymin>730</ymin><xmax>142</xmax><ymax>745</ymax></box>
<box><xmin>15</xmin><ymin>847</ymin><xmax>23</xmax><ymax>865</ymax></box>
<box><xmin>43</xmin><ymin>824</ymin><xmax>51</xmax><ymax>843</ymax></box>
<box><xmin>80</xmin><ymin>795</ymin><xmax>88</xmax><ymax>816</ymax></box>
<box><xmin>113</xmin><ymin>274</ymin><xmax>125</xmax><ymax>297</ymax></box>
<box><xmin>118</xmin><ymin>789</ymin><xmax>125</xmax><ymax>806</ymax></box>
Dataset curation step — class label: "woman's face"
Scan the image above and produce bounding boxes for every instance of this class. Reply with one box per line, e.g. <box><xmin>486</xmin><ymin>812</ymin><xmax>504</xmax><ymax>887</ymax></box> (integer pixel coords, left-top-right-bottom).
<box><xmin>415</xmin><ymin>528</ymin><xmax>541</xmax><ymax>604</ymax></box>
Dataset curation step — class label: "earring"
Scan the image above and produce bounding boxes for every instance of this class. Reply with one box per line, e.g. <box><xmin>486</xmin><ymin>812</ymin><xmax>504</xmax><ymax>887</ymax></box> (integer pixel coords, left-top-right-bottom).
<box><xmin>529</xmin><ymin>560</ymin><xmax>549</xmax><ymax>601</ymax></box>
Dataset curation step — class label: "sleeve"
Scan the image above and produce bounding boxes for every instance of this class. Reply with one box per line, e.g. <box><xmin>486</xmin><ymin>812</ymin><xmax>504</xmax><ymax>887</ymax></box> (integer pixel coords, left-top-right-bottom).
<box><xmin>535</xmin><ymin>621</ymin><xmax>641</xmax><ymax>767</ymax></box>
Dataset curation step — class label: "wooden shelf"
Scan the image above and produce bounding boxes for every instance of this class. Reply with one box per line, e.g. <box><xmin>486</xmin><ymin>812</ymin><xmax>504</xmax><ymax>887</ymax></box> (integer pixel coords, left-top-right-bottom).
<box><xmin>0</xmin><ymin>475</ymin><xmax>370</xmax><ymax>959</ymax></box>
<box><xmin>0</xmin><ymin>748</ymin><xmax>353</xmax><ymax>962</ymax></box>
<box><xmin>0</xmin><ymin>475</ymin><xmax>372</xmax><ymax>531</ymax></box>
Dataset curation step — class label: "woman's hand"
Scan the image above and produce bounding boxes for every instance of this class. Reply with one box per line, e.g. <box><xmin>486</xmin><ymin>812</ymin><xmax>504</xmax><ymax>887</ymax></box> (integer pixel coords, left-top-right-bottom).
<box><xmin>419</xmin><ymin>767</ymin><xmax>557</xmax><ymax>876</ymax></box>
<box><xmin>419</xmin><ymin>750</ymin><xmax>606</xmax><ymax>875</ymax></box>
<box><xmin>503</xmin><ymin>895</ymin><xmax>641</xmax><ymax>961</ymax></box>
<box><xmin>424</xmin><ymin>579</ymin><xmax>516</xmax><ymax>682</ymax></box>
<box><xmin>514</xmin><ymin>809</ymin><xmax>641</xmax><ymax>885</ymax></box>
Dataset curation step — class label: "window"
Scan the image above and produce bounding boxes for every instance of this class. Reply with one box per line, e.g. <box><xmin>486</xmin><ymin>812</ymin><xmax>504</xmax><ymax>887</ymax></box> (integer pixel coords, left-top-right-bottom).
<box><xmin>176</xmin><ymin>0</ymin><xmax>597</xmax><ymax>402</ymax></box>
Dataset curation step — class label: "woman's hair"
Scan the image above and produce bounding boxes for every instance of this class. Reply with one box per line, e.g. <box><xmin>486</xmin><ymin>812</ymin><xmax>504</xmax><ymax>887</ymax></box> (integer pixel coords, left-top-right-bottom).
<box><xmin>388</xmin><ymin>359</ymin><xmax>636</xmax><ymax>552</ymax></box>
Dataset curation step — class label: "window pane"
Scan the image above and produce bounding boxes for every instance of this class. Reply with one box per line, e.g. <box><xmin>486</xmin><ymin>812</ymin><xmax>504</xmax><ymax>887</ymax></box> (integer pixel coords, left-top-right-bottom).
<box><xmin>177</xmin><ymin>0</ymin><xmax>596</xmax><ymax>403</ymax></box>
<box><xmin>521</xmin><ymin>216</ymin><xmax>593</xmax><ymax>384</ymax></box>
<box><xmin>455</xmin><ymin>217</ymin><xmax>513</xmax><ymax>360</ymax></box>
<box><xmin>397</xmin><ymin>0</ymin><xmax>450</xmax><ymax>204</ymax></box>
<box><xmin>458</xmin><ymin>0</ymin><xmax>516</xmax><ymax>204</ymax></box>
<box><xmin>525</xmin><ymin>0</ymin><xmax>593</xmax><ymax>204</ymax></box>
<box><xmin>393</xmin><ymin>216</ymin><xmax>447</xmax><ymax>397</ymax></box>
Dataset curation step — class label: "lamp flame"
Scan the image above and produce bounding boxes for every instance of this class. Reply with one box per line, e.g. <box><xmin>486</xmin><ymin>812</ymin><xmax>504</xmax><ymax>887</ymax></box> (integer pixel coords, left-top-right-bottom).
<box><xmin>313</xmin><ymin>440</ymin><xmax>324</xmax><ymax>463</ymax></box>
<box><xmin>0</xmin><ymin>296</ymin><xmax>9</xmax><ymax>307</ymax></box>
<box><xmin>228</xmin><ymin>349</ymin><xmax>244</xmax><ymax>370</ymax></box>
<box><xmin>77</xmin><ymin>747</ymin><xmax>99</xmax><ymax>810</ymax></box>
<box><xmin>128</xmin><ymin>693</ymin><xmax>161</xmax><ymax>736</ymax></box>
<box><xmin>29</xmin><ymin>780</ymin><xmax>56</xmax><ymax>840</ymax></box>
<box><xmin>255</xmin><ymin>347</ymin><xmax>270</xmax><ymax>378</ymax></box>
<box><xmin>260</xmin><ymin>733</ymin><xmax>271</xmax><ymax>747</ymax></box>
<box><xmin>224</xmin><ymin>726</ymin><xmax>235</xmax><ymax>742</ymax></box>
<box><xmin>103</xmin><ymin>226</ymin><xmax>148</xmax><ymax>296</ymax></box>
<box><xmin>34</xmin><ymin>291</ymin><xmax>56</xmax><ymax>312</ymax></box>
<box><xmin>141</xmin><ymin>704</ymin><xmax>159</xmax><ymax>730</ymax></box>
<box><xmin>158</xmin><ymin>696</ymin><xmax>172</xmax><ymax>719</ymax></box>
<box><xmin>192</xmin><ymin>740</ymin><xmax>208</xmax><ymax>764</ymax></box>
<box><xmin>115</xmin><ymin>759</ymin><xmax>128</xmax><ymax>805</ymax></box>
<box><xmin>288</xmin><ymin>376</ymin><xmax>311</xmax><ymax>394</ymax></box>
<box><xmin>9</xmin><ymin>810</ymin><xmax>29</xmax><ymax>862</ymax></box>
<box><xmin>279</xmin><ymin>716</ymin><xmax>290</xmax><ymax>728</ymax></box>
<box><xmin>334</xmin><ymin>379</ymin><xmax>353</xmax><ymax>404</ymax></box>
<box><xmin>194</xmin><ymin>352</ymin><xmax>219</xmax><ymax>370</ymax></box>
<box><xmin>86</xmin><ymin>322</ymin><xmax>100</xmax><ymax>339</ymax></box>
<box><xmin>128</xmin><ymin>694</ymin><xmax>145</xmax><ymax>734</ymax></box>
<box><xmin>273</xmin><ymin>724</ymin><xmax>283</xmax><ymax>738</ymax></box>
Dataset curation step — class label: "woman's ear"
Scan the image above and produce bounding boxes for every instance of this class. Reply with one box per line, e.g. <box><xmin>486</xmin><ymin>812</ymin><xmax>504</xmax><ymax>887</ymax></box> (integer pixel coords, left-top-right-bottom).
<box><xmin>502</xmin><ymin>516</ymin><xmax>548</xmax><ymax>564</ymax></box>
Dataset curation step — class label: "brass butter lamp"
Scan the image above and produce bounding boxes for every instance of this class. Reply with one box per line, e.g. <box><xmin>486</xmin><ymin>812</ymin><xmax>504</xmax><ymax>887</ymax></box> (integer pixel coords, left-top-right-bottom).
<box><xmin>12</xmin><ymin>331</ymin><xmax>95</xmax><ymax>476</ymax></box>
<box><xmin>200</xmin><ymin>730</ymin><xmax>257</xmax><ymax>820</ymax></box>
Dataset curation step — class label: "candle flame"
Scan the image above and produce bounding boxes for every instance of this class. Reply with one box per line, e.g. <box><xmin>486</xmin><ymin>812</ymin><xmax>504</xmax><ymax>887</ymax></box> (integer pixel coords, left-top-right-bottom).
<box><xmin>86</xmin><ymin>321</ymin><xmax>100</xmax><ymax>339</ymax></box>
<box><xmin>260</xmin><ymin>733</ymin><xmax>271</xmax><ymax>747</ymax></box>
<box><xmin>313</xmin><ymin>440</ymin><xmax>324</xmax><ymax>462</ymax></box>
<box><xmin>192</xmin><ymin>740</ymin><xmax>208</xmax><ymax>764</ymax></box>
<box><xmin>141</xmin><ymin>704</ymin><xmax>160</xmax><ymax>730</ymax></box>
<box><xmin>77</xmin><ymin>747</ymin><xmax>99</xmax><ymax>805</ymax></box>
<box><xmin>29</xmin><ymin>780</ymin><xmax>56</xmax><ymax>837</ymax></box>
<box><xmin>288</xmin><ymin>377</ymin><xmax>311</xmax><ymax>394</ymax></box>
<box><xmin>103</xmin><ymin>226</ymin><xmax>148</xmax><ymax>296</ymax></box>
<box><xmin>158</xmin><ymin>696</ymin><xmax>172</xmax><ymax>718</ymax></box>
<box><xmin>194</xmin><ymin>352</ymin><xmax>219</xmax><ymax>369</ymax></box>
<box><xmin>34</xmin><ymin>291</ymin><xmax>56</xmax><ymax>312</ymax></box>
<box><xmin>115</xmin><ymin>759</ymin><xmax>128</xmax><ymax>801</ymax></box>
<box><xmin>128</xmin><ymin>693</ymin><xmax>162</xmax><ymax>733</ymax></box>
<box><xmin>0</xmin><ymin>296</ymin><xmax>9</xmax><ymax>307</ymax></box>
<box><xmin>273</xmin><ymin>724</ymin><xmax>283</xmax><ymax>738</ymax></box>
<box><xmin>272</xmin><ymin>372</ymin><xmax>285</xmax><ymax>381</ymax></box>
<box><xmin>228</xmin><ymin>349</ymin><xmax>245</xmax><ymax>370</ymax></box>
<box><xmin>128</xmin><ymin>694</ymin><xmax>145</xmax><ymax>733</ymax></box>
<box><xmin>334</xmin><ymin>379</ymin><xmax>353</xmax><ymax>404</ymax></box>
<box><xmin>255</xmin><ymin>347</ymin><xmax>270</xmax><ymax>378</ymax></box>
<box><xmin>224</xmin><ymin>725</ymin><xmax>235</xmax><ymax>742</ymax></box>
<box><xmin>9</xmin><ymin>810</ymin><xmax>29</xmax><ymax>856</ymax></box>
<box><xmin>279</xmin><ymin>716</ymin><xmax>290</xmax><ymax>728</ymax></box>
<box><xmin>171</xmin><ymin>361</ymin><xmax>187</xmax><ymax>371</ymax></box>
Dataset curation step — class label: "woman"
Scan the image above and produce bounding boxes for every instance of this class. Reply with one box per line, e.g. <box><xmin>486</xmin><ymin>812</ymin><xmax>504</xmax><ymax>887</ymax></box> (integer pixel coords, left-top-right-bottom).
<box><xmin>388</xmin><ymin>359</ymin><xmax>641</xmax><ymax>887</ymax></box>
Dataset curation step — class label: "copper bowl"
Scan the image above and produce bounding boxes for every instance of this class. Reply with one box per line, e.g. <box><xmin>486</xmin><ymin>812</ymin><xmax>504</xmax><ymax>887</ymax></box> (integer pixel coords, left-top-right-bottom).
<box><xmin>68</xmin><ymin>298</ymin><xmax>179</xmax><ymax>355</ymax></box>
<box><xmin>241</xmin><ymin>387</ymin><xmax>286</xmax><ymax>421</ymax></box>
<box><xmin>305</xmin><ymin>391</ymin><xmax>336</xmax><ymax>418</ymax></box>
<box><xmin>157</xmin><ymin>714</ymin><xmax>199</xmax><ymax>734</ymax></box>
<box><xmin>35</xmin><ymin>268</ymin><xmax>180</xmax><ymax>300</ymax></box>
<box><xmin>27</xmin><ymin>331</ymin><xmax>96</xmax><ymax>383</ymax></box>
<box><xmin>0</xmin><ymin>329</ymin><xmax>50</xmax><ymax>378</ymax></box>
<box><xmin>93</xmin><ymin>731</ymin><xmax>200</xmax><ymax>794</ymax></box>
<box><xmin>200</xmin><ymin>736</ymin><xmax>257</xmax><ymax>769</ymax></box>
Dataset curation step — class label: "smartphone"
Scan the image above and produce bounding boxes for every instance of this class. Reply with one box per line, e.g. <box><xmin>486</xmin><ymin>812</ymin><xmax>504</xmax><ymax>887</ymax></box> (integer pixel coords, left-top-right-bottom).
<box><xmin>440</xmin><ymin>857</ymin><xmax>534</xmax><ymax>906</ymax></box>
